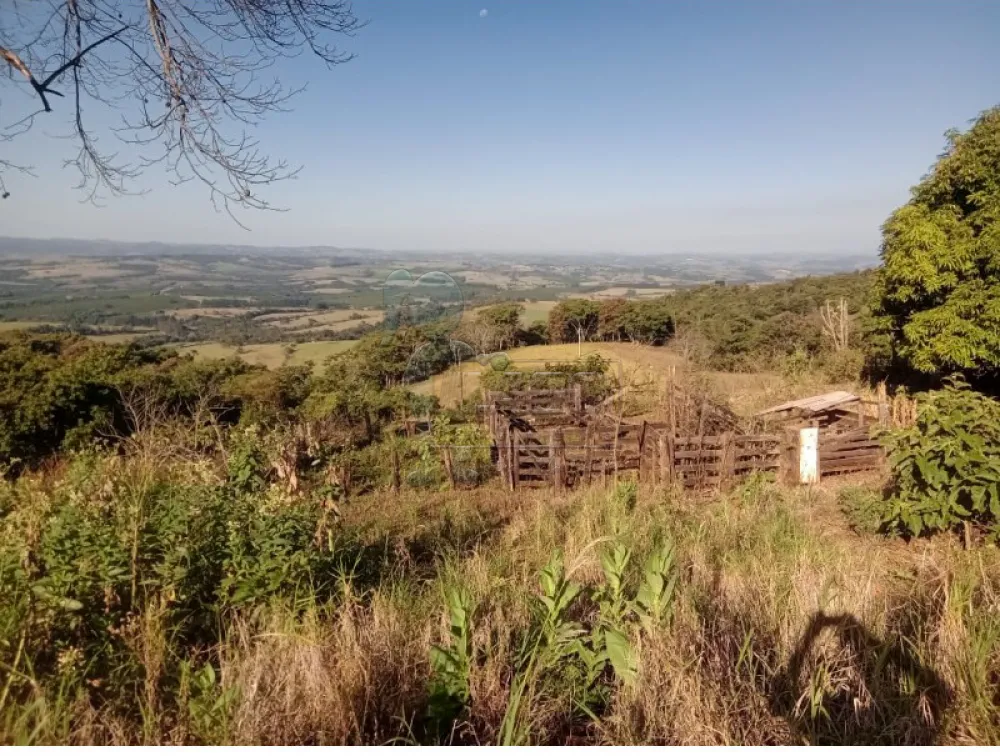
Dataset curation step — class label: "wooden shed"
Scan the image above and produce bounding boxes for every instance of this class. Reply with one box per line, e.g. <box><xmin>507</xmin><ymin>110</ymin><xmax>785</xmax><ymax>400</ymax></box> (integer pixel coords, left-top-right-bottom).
<box><xmin>755</xmin><ymin>390</ymin><xmax>873</xmax><ymax>431</ymax></box>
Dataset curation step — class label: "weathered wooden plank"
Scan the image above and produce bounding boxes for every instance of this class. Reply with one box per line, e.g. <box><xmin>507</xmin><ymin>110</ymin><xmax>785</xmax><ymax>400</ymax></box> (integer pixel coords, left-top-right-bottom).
<box><xmin>551</xmin><ymin>428</ymin><xmax>566</xmax><ymax>492</ymax></box>
<box><xmin>823</xmin><ymin>431</ymin><xmax>879</xmax><ymax>444</ymax></box>
<box><xmin>820</xmin><ymin>448</ymin><xmax>882</xmax><ymax>461</ymax></box>
<box><xmin>822</xmin><ymin>442</ymin><xmax>882</xmax><ymax>456</ymax></box>
<box><xmin>821</xmin><ymin>459</ymin><xmax>883</xmax><ymax>473</ymax></box>
<box><xmin>736</xmin><ymin>449</ymin><xmax>781</xmax><ymax>460</ymax></box>
<box><xmin>673</xmin><ymin>436</ymin><xmax>722</xmax><ymax>445</ymax></box>
<box><xmin>570</xmin><ymin>456</ymin><xmax>642</xmax><ymax>469</ymax></box>
<box><xmin>820</xmin><ymin>448</ymin><xmax>883</xmax><ymax>462</ymax></box>
<box><xmin>518</xmin><ymin>460</ymin><xmax>551</xmax><ymax>469</ymax></box>
<box><xmin>821</xmin><ymin>462</ymin><xmax>882</xmax><ymax>475</ymax></box>
<box><xmin>674</xmin><ymin>449</ymin><xmax>724</xmax><ymax>461</ymax></box>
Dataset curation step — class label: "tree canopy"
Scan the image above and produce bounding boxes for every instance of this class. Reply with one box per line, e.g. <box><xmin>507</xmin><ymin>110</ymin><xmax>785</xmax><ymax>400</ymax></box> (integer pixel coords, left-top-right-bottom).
<box><xmin>869</xmin><ymin>107</ymin><xmax>1000</xmax><ymax>390</ymax></box>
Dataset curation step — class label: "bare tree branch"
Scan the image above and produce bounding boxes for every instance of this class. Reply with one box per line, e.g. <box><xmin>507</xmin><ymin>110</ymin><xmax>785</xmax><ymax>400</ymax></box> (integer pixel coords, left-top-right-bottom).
<box><xmin>0</xmin><ymin>0</ymin><xmax>362</xmax><ymax>211</ymax></box>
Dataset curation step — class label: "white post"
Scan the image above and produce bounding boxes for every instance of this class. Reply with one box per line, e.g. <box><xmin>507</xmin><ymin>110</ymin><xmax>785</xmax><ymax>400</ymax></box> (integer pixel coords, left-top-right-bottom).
<box><xmin>799</xmin><ymin>427</ymin><xmax>819</xmax><ymax>484</ymax></box>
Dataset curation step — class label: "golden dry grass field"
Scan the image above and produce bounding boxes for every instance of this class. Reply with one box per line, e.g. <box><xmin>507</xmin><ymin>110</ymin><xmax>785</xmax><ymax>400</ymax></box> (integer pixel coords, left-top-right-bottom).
<box><xmin>0</xmin><ymin>321</ymin><xmax>59</xmax><ymax>331</ymax></box>
<box><xmin>410</xmin><ymin>341</ymin><xmax>860</xmax><ymax>416</ymax></box>
<box><xmin>179</xmin><ymin>340</ymin><xmax>357</xmax><ymax>370</ymax></box>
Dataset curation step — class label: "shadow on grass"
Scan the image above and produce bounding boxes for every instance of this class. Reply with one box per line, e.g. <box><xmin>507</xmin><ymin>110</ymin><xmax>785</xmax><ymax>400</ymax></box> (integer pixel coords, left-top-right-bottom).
<box><xmin>768</xmin><ymin>611</ymin><xmax>952</xmax><ymax>745</ymax></box>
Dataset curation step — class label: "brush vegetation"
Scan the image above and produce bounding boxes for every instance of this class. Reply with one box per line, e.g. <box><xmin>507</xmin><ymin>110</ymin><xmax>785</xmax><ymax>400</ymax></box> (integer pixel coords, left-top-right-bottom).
<box><xmin>1</xmin><ymin>442</ymin><xmax>998</xmax><ymax>745</ymax></box>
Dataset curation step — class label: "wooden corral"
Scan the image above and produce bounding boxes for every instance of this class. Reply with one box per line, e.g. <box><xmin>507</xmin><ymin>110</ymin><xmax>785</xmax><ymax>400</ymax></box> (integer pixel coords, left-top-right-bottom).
<box><xmin>493</xmin><ymin>418</ymin><xmax>785</xmax><ymax>491</ymax></box>
<box><xmin>477</xmin><ymin>385</ymin><xmax>900</xmax><ymax>491</ymax></box>
<box><xmin>656</xmin><ymin>368</ymin><xmax>744</xmax><ymax>436</ymax></box>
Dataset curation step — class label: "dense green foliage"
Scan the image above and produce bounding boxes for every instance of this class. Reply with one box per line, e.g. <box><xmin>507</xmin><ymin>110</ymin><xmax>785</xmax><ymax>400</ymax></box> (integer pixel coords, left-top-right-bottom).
<box><xmin>543</xmin><ymin>271</ymin><xmax>871</xmax><ymax>372</ymax></box>
<box><xmin>0</xmin><ymin>328</ymin><xmax>455</xmax><ymax>472</ymax></box>
<box><xmin>881</xmin><ymin>382</ymin><xmax>1000</xmax><ymax>539</ymax></box>
<box><xmin>478</xmin><ymin>353</ymin><xmax>616</xmax><ymax>405</ymax></box>
<box><xmin>0</xmin><ymin>333</ymin><xmax>316</xmax><ymax>469</ymax></box>
<box><xmin>548</xmin><ymin>298</ymin><xmax>674</xmax><ymax>347</ymax></box>
<box><xmin>665</xmin><ymin>272</ymin><xmax>871</xmax><ymax>371</ymax></box>
<box><xmin>547</xmin><ymin>299</ymin><xmax>601</xmax><ymax>345</ymax></box>
<box><xmin>869</xmin><ymin>107</ymin><xmax>1000</xmax><ymax>389</ymax></box>
<box><xmin>0</xmin><ymin>334</ymin><xmax>160</xmax><ymax>465</ymax></box>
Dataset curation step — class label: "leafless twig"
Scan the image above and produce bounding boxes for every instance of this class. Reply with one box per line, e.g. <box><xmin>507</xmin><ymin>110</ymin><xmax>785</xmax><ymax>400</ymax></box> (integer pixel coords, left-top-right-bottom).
<box><xmin>0</xmin><ymin>0</ymin><xmax>362</xmax><ymax>212</ymax></box>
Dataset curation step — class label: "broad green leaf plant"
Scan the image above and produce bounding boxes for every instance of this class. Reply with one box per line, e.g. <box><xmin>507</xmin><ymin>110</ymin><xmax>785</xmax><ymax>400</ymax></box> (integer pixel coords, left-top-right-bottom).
<box><xmin>883</xmin><ymin>380</ymin><xmax>1000</xmax><ymax>538</ymax></box>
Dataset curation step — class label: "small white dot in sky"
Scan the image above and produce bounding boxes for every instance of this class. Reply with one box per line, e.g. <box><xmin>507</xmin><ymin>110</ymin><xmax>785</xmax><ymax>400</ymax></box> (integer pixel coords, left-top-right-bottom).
<box><xmin>479</xmin><ymin>8</ymin><xmax>488</xmax><ymax>18</ymax></box>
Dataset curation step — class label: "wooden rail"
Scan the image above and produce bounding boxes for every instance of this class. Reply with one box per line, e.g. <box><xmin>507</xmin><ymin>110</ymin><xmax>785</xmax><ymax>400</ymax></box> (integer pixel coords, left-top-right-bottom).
<box><xmin>494</xmin><ymin>417</ymin><xmax>885</xmax><ymax>490</ymax></box>
<box><xmin>495</xmin><ymin>420</ymin><xmax>787</xmax><ymax>490</ymax></box>
<box><xmin>485</xmin><ymin>386</ymin><xmax>584</xmax><ymax>427</ymax></box>
<box><xmin>819</xmin><ymin>427</ymin><xmax>884</xmax><ymax>476</ymax></box>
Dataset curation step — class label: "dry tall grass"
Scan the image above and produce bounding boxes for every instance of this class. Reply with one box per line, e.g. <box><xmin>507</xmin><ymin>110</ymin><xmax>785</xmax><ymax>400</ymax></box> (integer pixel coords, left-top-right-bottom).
<box><xmin>2</xmin><ymin>470</ymin><xmax>998</xmax><ymax>745</ymax></box>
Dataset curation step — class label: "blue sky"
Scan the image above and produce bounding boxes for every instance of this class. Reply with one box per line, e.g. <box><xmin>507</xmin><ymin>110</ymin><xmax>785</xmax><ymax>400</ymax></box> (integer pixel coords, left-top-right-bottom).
<box><xmin>2</xmin><ymin>0</ymin><xmax>998</xmax><ymax>254</ymax></box>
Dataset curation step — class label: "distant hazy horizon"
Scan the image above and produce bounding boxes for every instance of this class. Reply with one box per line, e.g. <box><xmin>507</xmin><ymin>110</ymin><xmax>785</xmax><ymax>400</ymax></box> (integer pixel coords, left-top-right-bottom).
<box><xmin>2</xmin><ymin>1</ymin><xmax>996</xmax><ymax>255</ymax></box>
<box><xmin>0</xmin><ymin>234</ymin><xmax>880</xmax><ymax>264</ymax></box>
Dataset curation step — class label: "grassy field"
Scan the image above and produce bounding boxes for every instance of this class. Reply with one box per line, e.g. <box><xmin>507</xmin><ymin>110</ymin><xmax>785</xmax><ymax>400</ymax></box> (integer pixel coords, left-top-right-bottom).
<box><xmin>409</xmin><ymin>341</ymin><xmax>842</xmax><ymax>415</ymax></box>
<box><xmin>166</xmin><ymin>307</ymin><xmax>261</xmax><ymax>319</ymax></box>
<box><xmin>86</xmin><ymin>332</ymin><xmax>156</xmax><ymax>344</ymax></box>
<box><xmin>470</xmin><ymin>300</ymin><xmax>559</xmax><ymax>326</ymax></box>
<box><xmin>0</xmin><ymin>321</ymin><xmax>58</xmax><ymax>331</ymax></box>
<box><xmin>519</xmin><ymin>299</ymin><xmax>559</xmax><ymax>324</ymax></box>
<box><xmin>3</xmin><ymin>459</ymin><xmax>996</xmax><ymax>745</ymax></box>
<box><xmin>180</xmin><ymin>340</ymin><xmax>357</xmax><ymax>370</ymax></box>
<box><xmin>583</xmin><ymin>286</ymin><xmax>675</xmax><ymax>299</ymax></box>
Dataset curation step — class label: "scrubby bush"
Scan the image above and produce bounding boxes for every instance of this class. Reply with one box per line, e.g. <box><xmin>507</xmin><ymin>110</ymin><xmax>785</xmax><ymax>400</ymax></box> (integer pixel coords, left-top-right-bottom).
<box><xmin>882</xmin><ymin>381</ymin><xmax>1000</xmax><ymax>538</ymax></box>
<box><xmin>822</xmin><ymin>348</ymin><xmax>864</xmax><ymax>384</ymax></box>
<box><xmin>837</xmin><ymin>485</ymin><xmax>886</xmax><ymax>535</ymax></box>
<box><xmin>479</xmin><ymin>353</ymin><xmax>616</xmax><ymax>405</ymax></box>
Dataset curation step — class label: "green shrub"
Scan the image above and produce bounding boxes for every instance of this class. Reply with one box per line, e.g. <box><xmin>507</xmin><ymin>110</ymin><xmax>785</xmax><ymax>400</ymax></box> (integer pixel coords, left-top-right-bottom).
<box><xmin>479</xmin><ymin>354</ymin><xmax>615</xmax><ymax>405</ymax></box>
<box><xmin>882</xmin><ymin>381</ymin><xmax>1000</xmax><ymax>537</ymax></box>
<box><xmin>837</xmin><ymin>486</ymin><xmax>886</xmax><ymax>535</ymax></box>
<box><xmin>780</xmin><ymin>347</ymin><xmax>812</xmax><ymax>381</ymax></box>
<box><xmin>822</xmin><ymin>348</ymin><xmax>864</xmax><ymax>383</ymax></box>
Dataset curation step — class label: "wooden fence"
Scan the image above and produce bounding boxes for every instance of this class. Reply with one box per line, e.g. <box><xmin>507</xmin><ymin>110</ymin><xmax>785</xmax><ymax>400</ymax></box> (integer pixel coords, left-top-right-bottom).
<box><xmin>482</xmin><ymin>382</ymin><xmax>895</xmax><ymax>491</ymax></box>
<box><xmin>819</xmin><ymin>427</ymin><xmax>884</xmax><ymax>477</ymax></box>
<box><xmin>667</xmin><ymin>433</ymin><xmax>783</xmax><ymax>488</ymax></box>
<box><xmin>485</xmin><ymin>387</ymin><xmax>585</xmax><ymax>434</ymax></box>
<box><xmin>492</xmin><ymin>419</ymin><xmax>885</xmax><ymax>491</ymax></box>
<box><xmin>494</xmin><ymin>420</ymin><xmax>788</xmax><ymax>490</ymax></box>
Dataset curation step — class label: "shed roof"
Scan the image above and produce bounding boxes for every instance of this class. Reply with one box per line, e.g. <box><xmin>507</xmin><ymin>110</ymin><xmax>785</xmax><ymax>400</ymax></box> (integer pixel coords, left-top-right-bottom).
<box><xmin>755</xmin><ymin>390</ymin><xmax>860</xmax><ymax>417</ymax></box>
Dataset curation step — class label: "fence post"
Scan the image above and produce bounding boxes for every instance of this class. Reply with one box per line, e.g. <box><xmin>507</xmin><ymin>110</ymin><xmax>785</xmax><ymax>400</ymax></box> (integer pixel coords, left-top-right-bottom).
<box><xmin>667</xmin><ymin>368</ymin><xmax>677</xmax><ymax>436</ymax></box>
<box><xmin>550</xmin><ymin>428</ymin><xmax>566</xmax><ymax>492</ymax></box>
<box><xmin>876</xmin><ymin>382</ymin><xmax>888</xmax><ymax>427</ymax></box>
<box><xmin>442</xmin><ymin>446</ymin><xmax>456</xmax><ymax>489</ymax></box>
<box><xmin>495</xmin><ymin>422</ymin><xmax>508</xmax><ymax>489</ymax></box>
<box><xmin>637</xmin><ymin>420</ymin><xmax>648</xmax><ymax>482</ymax></box>
<box><xmin>799</xmin><ymin>426</ymin><xmax>819</xmax><ymax>484</ymax></box>
<box><xmin>781</xmin><ymin>428</ymin><xmax>799</xmax><ymax>485</ymax></box>
<box><xmin>391</xmin><ymin>445</ymin><xmax>401</xmax><ymax>492</ymax></box>
<box><xmin>720</xmin><ymin>431</ymin><xmax>735</xmax><ymax>489</ymax></box>
<box><xmin>658</xmin><ymin>431</ymin><xmax>674</xmax><ymax>485</ymax></box>
<box><xmin>657</xmin><ymin>432</ymin><xmax>667</xmax><ymax>484</ymax></box>
<box><xmin>510</xmin><ymin>427</ymin><xmax>519</xmax><ymax>491</ymax></box>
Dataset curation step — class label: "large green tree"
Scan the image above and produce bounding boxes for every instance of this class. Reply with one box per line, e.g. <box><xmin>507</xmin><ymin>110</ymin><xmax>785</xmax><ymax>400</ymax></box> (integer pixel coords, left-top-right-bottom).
<box><xmin>869</xmin><ymin>107</ymin><xmax>1000</xmax><ymax>389</ymax></box>
<box><xmin>547</xmin><ymin>299</ymin><xmax>600</xmax><ymax>352</ymax></box>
